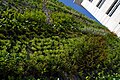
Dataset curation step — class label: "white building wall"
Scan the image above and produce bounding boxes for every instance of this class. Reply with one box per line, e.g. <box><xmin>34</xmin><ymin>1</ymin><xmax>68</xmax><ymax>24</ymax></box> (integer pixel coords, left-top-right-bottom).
<box><xmin>79</xmin><ymin>0</ymin><xmax>120</xmax><ymax>37</ymax></box>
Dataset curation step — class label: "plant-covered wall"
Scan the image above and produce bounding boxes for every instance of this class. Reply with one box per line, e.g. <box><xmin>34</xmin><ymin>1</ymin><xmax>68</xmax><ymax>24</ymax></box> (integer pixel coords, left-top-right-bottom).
<box><xmin>0</xmin><ymin>0</ymin><xmax>120</xmax><ymax>79</ymax></box>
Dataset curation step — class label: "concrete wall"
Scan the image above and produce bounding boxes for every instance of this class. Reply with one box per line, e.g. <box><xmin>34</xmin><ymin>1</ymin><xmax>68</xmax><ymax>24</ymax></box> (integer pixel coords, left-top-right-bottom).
<box><xmin>75</xmin><ymin>0</ymin><xmax>120</xmax><ymax>37</ymax></box>
<box><xmin>73</xmin><ymin>0</ymin><xmax>83</xmax><ymax>5</ymax></box>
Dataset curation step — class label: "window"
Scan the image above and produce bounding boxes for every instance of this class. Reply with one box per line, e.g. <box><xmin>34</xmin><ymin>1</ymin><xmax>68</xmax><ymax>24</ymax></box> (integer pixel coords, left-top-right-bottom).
<box><xmin>96</xmin><ymin>0</ymin><xmax>106</xmax><ymax>8</ymax></box>
<box><xmin>106</xmin><ymin>0</ymin><xmax>120</xmax><ymax>17</ymax></box>
<box><xmin>89</xmin><ymin>0</ymin><xmax>93</xmax><ymax>2</ymax></box>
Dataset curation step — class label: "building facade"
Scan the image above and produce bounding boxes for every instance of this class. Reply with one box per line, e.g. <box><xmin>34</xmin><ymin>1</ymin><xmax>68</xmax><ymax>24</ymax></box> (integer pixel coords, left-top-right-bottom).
<box><xmin>74</xmin><ymin>0</ymin><xmax>120</xmax><ymax>37</ymax></box>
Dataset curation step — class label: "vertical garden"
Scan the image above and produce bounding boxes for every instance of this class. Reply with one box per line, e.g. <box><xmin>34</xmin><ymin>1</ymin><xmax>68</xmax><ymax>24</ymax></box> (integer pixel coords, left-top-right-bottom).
<box><xmin>0</xmin><ymin>0</ymin><xmax>120</xmax><ymax>79</ymax></box>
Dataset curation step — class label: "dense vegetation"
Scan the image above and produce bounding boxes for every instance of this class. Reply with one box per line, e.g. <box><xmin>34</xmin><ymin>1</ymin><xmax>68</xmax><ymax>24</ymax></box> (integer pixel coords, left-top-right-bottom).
<box><xmin>0</xmin><ymin>0</ymin><xmax>120</xmax><ymax>79</ymax></box>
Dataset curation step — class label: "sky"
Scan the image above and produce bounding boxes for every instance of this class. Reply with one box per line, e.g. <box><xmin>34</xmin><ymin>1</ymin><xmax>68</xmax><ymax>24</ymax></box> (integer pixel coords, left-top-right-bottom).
<box><xmin>58</xmin><ymin>0</ymin><xmax>99</xmax><ymax>23</ymax></box>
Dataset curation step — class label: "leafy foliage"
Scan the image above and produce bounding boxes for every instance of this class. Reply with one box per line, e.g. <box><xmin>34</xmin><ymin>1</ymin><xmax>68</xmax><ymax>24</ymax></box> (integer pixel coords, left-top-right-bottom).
<box><xmin>0</xmin><ymin>0</ymin><xmax>120</xmax><ymax>79</ymax></box>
